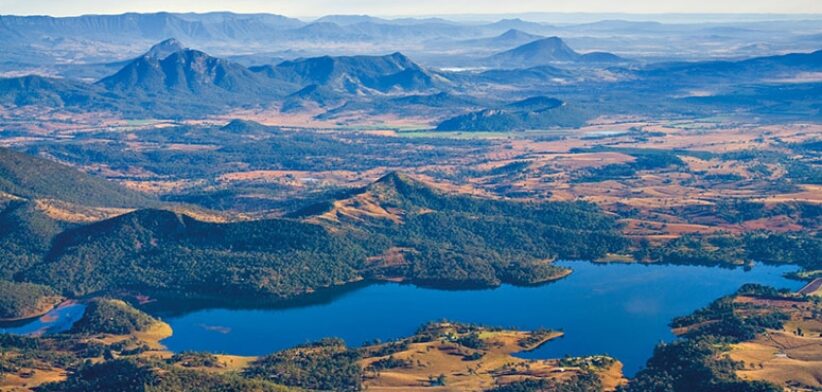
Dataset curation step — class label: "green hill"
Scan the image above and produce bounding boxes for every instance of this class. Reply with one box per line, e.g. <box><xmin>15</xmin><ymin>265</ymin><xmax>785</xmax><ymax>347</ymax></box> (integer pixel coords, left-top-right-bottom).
<box><xmin>297</xmin><ymin>172</ymin><xmax>626</xmax><ymax>287</ymax></box>
<box><xmin>24</xmin><ymin>208</ymin><xmax>373</xmax><ymax>299</ymax></box>
<box><xmin>0</xmin><ymin>147</ymin><xmax>151</xmax><ymax>208</ymax></box>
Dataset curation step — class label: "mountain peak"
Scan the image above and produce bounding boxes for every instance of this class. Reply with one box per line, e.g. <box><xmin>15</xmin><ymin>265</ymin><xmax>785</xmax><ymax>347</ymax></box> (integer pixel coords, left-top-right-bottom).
<box><xmin>499</xmin><ymin>29</ymin><xmax>530</xmax><ymax>39</ymax></box>
<box><xmin>488</xmin><ymin>36</ymin><xmax>581</xmax><ymax>67</ymax></box>
<box><xmin>144</xmin><ymin>38</ymin><xmax>186</xmax><ymax>59</ymax></box>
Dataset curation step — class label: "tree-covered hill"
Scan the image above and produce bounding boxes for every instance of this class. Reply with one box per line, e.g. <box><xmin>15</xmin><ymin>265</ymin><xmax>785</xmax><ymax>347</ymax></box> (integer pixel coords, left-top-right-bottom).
<box><xmin>0</xmin><ymin>147</ymin><xmax>152</xmax><ymax>208</ymax></box>
<box><xmin>0</xmin><ymin>161</ymin><xmax>624</xmax><ymax>302</ymax></box>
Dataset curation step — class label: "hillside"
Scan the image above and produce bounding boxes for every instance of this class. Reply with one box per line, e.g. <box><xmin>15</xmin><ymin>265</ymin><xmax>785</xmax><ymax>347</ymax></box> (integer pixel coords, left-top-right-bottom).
<box><xmin>0</xmin><ymin>147</ymin><xmax>151</xmax><ymax>208</ymax></box>
<box><xmin>0</xmin><ymin>148</ymin><xmax>151</xmax><ymax>279</ymax></box>
<box><xmin>23</xmin><ymin>208</ymin><xmax>371</xmax><ymax>299</ymax></box>
<box><xmin>0</xmin><ymin>201</ymin><xmax>67</xmax><ymax>280</ymax></box>
<box><xmin>299</xmin><ymin>172</ymin><xmax>625</xmax><ymax>287</ymax></box>
<box><xmin>0</xmin><ymin>75</ymin><xmax>106</xmax><ymax>107</ymax></box>
<box><xmin>0</xmin><ymin>280</ymin><xmax>61</xmax><ymax>320</ymax></box>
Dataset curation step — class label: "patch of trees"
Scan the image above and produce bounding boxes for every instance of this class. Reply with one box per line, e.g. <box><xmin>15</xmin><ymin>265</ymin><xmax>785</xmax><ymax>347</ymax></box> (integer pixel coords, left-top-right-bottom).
<box><xmin>244</xmin><ymin>338</ymin><xmax>362</xmax><ymax>391</ymax></box>
<box><xmin>486</xmin><ymin>372</ymin><xmax>603</xmax><ymax>392</ymax></box>
<box><xmin>670</xmin><ymin>200</ymin><xmax>820</xmax><ymax>226</ymax></box>
<box><xmin>640</xmin><ymin>231</ymin><xmax>821</xmax><ymax>271</ymax></box>
<box><xmin>518</xmin><ymin>329</ymin><xmax>556</xmax><ymax>349</ymax></box>
<box><xmin>0</xmin><ymin>280</ymin><xmax>58</xmax><ymax>320</ymax></box>
<box><xmin>24</xmin><ymin>124</ymin><xmax>488</xmax><ymax>182</ymax></box>
<box><xmin>366</xmin><ymin>356</ymin><xmax>413</xmax><ymax>371</ymax></box>
<box><xmin>568</xmin><ymin>147</ymin><xmax>687</xmax><ymax>183</ymax></box>
<box><xmin>168</xmin><ymin>352</ymin><xmax>222</xmax><ymax>368</ymax></box>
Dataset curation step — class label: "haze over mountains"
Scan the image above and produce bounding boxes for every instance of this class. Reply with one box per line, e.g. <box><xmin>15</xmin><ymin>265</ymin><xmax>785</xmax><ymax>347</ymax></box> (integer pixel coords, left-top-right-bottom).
<box><xmin>0</xmin><ymin>11</ymin><xmax>819</xmax><ymax>130</ymax></box>
<box><xmin>1</xmin><ymin>12</ymin><xmax>820</xmax><ymax>73</ymax></box>
<box><xmin>0</xmin><ymin>33</ymin><xmax>819</xmax><ymax>127</ymax></box>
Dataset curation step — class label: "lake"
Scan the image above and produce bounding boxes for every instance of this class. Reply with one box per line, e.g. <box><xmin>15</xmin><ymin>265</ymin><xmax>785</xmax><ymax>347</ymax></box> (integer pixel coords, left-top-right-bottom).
<box><xmin>154</xmin><ymin>261</ymin><xmax>802</xmax><ymax>376</ymax></box>
<box><xmin>0</xmin><ymin>302</ymin><xmax>86</xmax><ymax>336</ymax></box>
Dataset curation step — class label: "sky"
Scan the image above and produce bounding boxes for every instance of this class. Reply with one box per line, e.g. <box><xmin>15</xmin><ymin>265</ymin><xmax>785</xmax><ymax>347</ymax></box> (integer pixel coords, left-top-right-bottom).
<box><xmin>1</xmin><ymin>0</ymin><xmax>821</xmax><ymax>18</ymax></box>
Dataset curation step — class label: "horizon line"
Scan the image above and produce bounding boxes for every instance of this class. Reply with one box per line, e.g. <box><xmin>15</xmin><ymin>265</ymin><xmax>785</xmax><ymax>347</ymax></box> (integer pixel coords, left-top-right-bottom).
<box><xmin>2</xmin><ymin>10</ymin><xmax>821</xmax><ymax>21</ymax></box>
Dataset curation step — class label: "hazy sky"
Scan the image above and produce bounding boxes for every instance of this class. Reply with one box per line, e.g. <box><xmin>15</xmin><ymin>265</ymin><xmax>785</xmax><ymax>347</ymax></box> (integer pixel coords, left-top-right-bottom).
<box><xmin>1</xmin><ymin>0</ymin><xmax>820</xmax><ymax>17</ymax></box>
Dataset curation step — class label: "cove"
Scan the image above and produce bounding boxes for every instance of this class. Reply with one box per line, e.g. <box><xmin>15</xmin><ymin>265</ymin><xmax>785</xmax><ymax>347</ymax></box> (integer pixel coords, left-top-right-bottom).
<box><xmin>155</xmin><ymin>261</ymin><xmax>802</xmax><ymax>376</ymax></box>
<box><xmin>0</xmin><ymin>302</ymin><xmax>86</xmax><ymax>336</ymax></box>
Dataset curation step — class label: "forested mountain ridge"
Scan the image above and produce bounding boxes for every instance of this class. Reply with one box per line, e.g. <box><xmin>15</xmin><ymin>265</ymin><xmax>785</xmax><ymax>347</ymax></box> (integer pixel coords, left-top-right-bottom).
<box><xmin>0</xmin><ymin>148</ymin><xmax>625</xmax><ymax>302</ymax></box>
<box><xmin>15</xmin><ymin>171</ymin><xmax>624</xmax><ymax>301</ymax></box>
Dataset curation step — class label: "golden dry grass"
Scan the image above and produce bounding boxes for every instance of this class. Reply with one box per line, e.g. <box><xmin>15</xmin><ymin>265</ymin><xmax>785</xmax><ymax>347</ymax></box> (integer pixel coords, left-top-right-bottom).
<box><xmin>361</xmin><ymin>325</ymin><xmax>624</xmax><ymax>392</ymax></box>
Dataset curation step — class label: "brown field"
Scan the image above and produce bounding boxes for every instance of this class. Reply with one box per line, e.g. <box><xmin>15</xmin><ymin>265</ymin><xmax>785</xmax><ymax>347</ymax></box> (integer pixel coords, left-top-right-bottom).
<box><xmin>727</xmin><ymin>296</ymin><xmax>822</xmax><ymax>391</ymax></box>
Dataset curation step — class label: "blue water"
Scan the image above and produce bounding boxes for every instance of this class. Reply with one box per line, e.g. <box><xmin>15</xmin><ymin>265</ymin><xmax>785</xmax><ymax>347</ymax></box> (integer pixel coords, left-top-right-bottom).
<box><xmin>157</xmin><ymin>261</ymin><xmax>802</xmax><ymax>376</ymax></box>
<box><xmin>0</xmin><ymin>303</ymin><xmax>86</xmax><ymax>336</ymax></box>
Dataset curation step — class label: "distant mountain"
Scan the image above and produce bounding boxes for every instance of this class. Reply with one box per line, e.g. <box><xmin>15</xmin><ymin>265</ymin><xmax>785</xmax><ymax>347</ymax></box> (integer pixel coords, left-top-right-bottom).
<box><xmin>565</xmin><ymin>20</ymin><xmax>663</xmax><ymax>33</ymax></box>
<box><xmin>484</xmin><ymin>18</ymin><xmax>548</xmax><ymax>33</ymax></box>
<box><xmin>487</xmin><ymin>37</ymin><xmax>624</xmax><ymax>67</ymax></box>
<box><xmin>264</xmin><ymin>52</ymin><xmax>438</xmax><ymax>94</ymax></box>
<box><xmin>488</xmin><ymin>37</ymin><xmax>580</xmax><ymax>66</ymax></box>
<box><xmin>314</xmin><ymin>15</ymin><xmax>387</xmax><ymax>26</ymax></box>
<box><xmin>493</xmin><ymin>29</ymin><xmax>545</xmax><ymax>45</ymax></box>
<box><xmin>458</xmin><ymin>29</ymin><xmax>545</xmax><ymax>50</ymax></box>
<box><xmin>287</xmin><ymin>22</ymin><xmax>352</xmax><ymax>41</ymax></box>
<box><xmin>98</xmin><ymin>48</ymin><xmax>294</xmax><ymax>104</ymax></box>
<box><xmin>436</xmin><ymin>96</ymin><xmax>587</xmax><ymax>131</ymax></box>
<box><xmin>0</xmin><ymin>43</ymin><xmax>448</xmax><ymax>117</ymax></box>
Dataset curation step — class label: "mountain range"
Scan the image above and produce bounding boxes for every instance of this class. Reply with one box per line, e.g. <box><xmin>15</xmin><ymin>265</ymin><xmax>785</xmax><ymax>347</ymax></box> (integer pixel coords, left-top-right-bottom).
<box><xmin>253</xmin><ymin>52</ymin><xmax>439</xmax><ymax>94</ymax></box>
<box><xmin>0</xmin><ymin>37</ymin><xmax>819</xmax><ymax>122</ymax></box>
